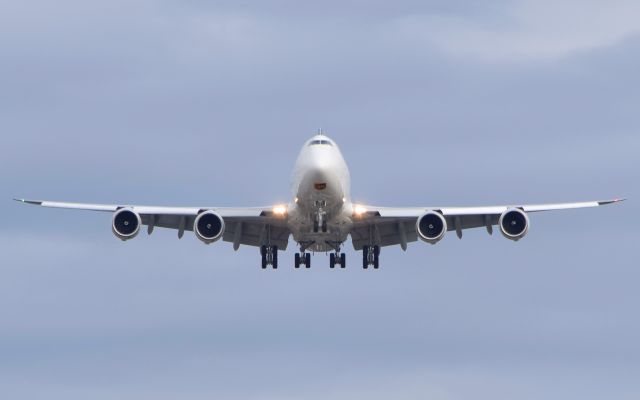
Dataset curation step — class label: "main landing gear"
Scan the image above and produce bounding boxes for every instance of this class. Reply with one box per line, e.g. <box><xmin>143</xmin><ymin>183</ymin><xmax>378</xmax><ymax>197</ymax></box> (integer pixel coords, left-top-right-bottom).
<box><xmin>362</xmin><ymin>245</ymin><xmax>380</xmax><ymax>269</ymax></box>
<box><xmin>294</xmin><ymin>252</ymin><xmax>312</xmax><ymax>269</ymax></box>
<box><xmin>261</xmin><ymin>245</ymin><xmax>278</xmax><ymax>269</ymax></box>
<box><xmin>329</xmin><ymin>252</ymin><xmax>346</xmax><ymax>269</ymax></box>
<box><xmin>259</xmin><ymin>246</ymin><xmax>361</xmax><ymax>270</ymax></box>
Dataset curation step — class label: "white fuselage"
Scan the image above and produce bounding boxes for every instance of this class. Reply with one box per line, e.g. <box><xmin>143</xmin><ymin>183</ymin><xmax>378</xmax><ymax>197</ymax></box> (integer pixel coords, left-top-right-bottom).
<box><xmin>286</xmin><ymin>135</ymin><xmax>354</xmax><ymax>252</ymax></box>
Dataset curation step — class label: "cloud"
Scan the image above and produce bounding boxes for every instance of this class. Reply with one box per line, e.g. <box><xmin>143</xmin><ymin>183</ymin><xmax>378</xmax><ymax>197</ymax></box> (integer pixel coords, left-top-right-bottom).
<box><xmin>389</xmin><ymin>0</ymin><xmax>640</xmax><ymax>62</ymax></box>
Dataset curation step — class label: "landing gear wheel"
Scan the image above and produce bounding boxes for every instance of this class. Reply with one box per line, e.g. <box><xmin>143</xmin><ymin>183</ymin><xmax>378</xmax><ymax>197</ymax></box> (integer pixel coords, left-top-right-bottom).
<box><xmin>272</xmin><ymin>246</ymin><xmax>278</xmax><ymax>269</ymax></box>
<box><xmin>260</xmin><ymin>245</ymin><xmax>278</xmax><ymax>269</ymax></box>
<box><xmin>329</xmin><ymin>253</ymin><xmax>336</xmax><ymax>268</ymax></box>
<box><xmin>373</xmin><ymin>245</ymin><xmax>380</xmax><ymax>269</ymax></box>
<box><xmin>322</xmin><ymin>221</ymin><xmax>327</xmax><ymax>233</ymax></box>
<box><xmin>362</xmin><ymin>246</ymin><xmax>379</xmax><ymax>269</ymax></box>
<box><xmin>340</xmin><ymin>253</ymin><xmax>346</xmax><ymax>268</ymax></box>
<box><xmin>313</xmin><ymin>221</ymin><xmax>319</xmax><ymax>233</ymax></box>
<box><xmin>305</xmin><ymin>253</ymin><xmax>311</xmax><ymax>268</ymax></box>
<box><xmin>295</xmin><ymin>253</ymin><xmax>301</xmax><ymax>269</ymax></box>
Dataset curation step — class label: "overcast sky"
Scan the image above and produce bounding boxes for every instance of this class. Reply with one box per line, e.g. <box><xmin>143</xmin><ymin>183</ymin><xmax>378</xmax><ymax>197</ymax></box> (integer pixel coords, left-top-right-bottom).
<box><xmin>1</xmin><ymin>0</ymin><xmax>638</xmax><ymax>399</ymax></box>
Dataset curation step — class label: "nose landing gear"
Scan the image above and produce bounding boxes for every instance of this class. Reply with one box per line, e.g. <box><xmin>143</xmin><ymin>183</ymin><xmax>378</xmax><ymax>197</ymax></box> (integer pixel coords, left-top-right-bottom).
<box><xmin>312</xmin><ymin>201</ymin><xmax>328</xmax><ymax>233</ymax></box>
<box><xmin>313</xmin><ymin>215</ymin><xmax>328</xmax><ymax>233</ymax></box>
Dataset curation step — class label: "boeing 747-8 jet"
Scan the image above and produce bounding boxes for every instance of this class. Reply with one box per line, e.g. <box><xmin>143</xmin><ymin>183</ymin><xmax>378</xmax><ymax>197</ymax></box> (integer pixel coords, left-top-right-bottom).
<box><xmin>15</xmin><ymin>134</ymin><xmax>624</xmax><ymax>269</ymax></box>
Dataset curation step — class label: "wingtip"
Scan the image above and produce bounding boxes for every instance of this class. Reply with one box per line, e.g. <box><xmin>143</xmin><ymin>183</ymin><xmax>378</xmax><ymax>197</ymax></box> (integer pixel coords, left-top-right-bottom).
<box><xmin>13</xmin><ymin>198</ymin><xmax>43</xmax><ymax>205</ymax></box>
<box><xmin>598</xmin><ymin>198</ymin><xmax>627</xmax><ymax>206</ymax></box>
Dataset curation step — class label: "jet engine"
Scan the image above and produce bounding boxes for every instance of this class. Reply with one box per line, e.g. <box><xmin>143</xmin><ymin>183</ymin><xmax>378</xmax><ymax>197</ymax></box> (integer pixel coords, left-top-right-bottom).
<box><xmin>416</xmin><ymin>211</ymin><xmax>447</xmax><ymax>244</ymax></box>
<box><xmin>499</xmin><ymin>208</ymin><xmax>529</xmax><ymax>241</ymax></box>
<box><xmin>112</xmin><ymin>208</ymin><xmax>141</xmax><ymax>241</ymax></box>
<box><xmin>194</xmin><ymin>210</ymin><xmax>225</xmax><ymax>244</ymax></box>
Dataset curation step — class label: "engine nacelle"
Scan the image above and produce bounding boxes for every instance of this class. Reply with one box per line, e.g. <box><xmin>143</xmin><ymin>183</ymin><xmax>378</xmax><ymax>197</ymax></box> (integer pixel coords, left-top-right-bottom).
<box><xmin>499</xmin><ymin>208</ymin><xmax>529</xmax><ymax>241</ymax></box>
<box><xmin>112</xmin><ymin>208</ymin><xmax>141</xmax><ymax>241</ymax></box>
<box><xmin>416</xmin><ymin>211</ymin><xmax>447</xmax><ymax>244</ymax></box>
<box><xmin>194</xmin><ymin>210</ymin><xmax>225</xmax><ymax>244</ymax></box>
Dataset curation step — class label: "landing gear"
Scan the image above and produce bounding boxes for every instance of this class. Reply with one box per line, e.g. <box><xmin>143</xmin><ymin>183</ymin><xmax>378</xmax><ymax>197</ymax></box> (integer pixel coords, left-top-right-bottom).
<box><xmin>313</xmin><ymin>219</ymin><xmax>328</xmax><ymax>233</ymax></box>
<box><xmin>330</xmin><ymin>252</ymin><xmax>346</xmax><ymax>269</ymax></box>
<box><xmin>295</xmin><ymin>252</ymin><xmax>311</xmax><ymax>269</ymax></box>
<box><xmin>313</xmin><ymin>205</ymin><xmax>328</xmax><ymax>233</ymax></box>
<box><xmin>260</xmin><ymin>245</ymin><xmax>278</xmax><ymax>269</ymax></box>
<box><xmin>362</xmin><ymin>245</ymin><xmax>379</xmax><ymax>269</ymax></box>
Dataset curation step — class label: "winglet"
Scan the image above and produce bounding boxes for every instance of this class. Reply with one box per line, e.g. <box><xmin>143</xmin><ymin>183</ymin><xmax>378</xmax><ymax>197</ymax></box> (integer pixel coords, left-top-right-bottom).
<box><xmin>13</xmin><ymin>198</ymin><xmax>43</xmax><ymax>205</ymax></box>
<box><xmin>598</xmin><ymin>198</ymin><xmax>626</xmax><ymax>206</ymax></box>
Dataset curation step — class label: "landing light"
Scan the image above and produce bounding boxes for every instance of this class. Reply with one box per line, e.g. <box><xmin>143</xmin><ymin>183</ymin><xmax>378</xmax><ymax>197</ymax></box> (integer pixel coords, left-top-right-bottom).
<box><xmin>354</xmin><ymin>205</ymin><xmax>367</xmax><ymax>216</ymax></box>
<box><xmin>273</xmin><ymin>205</ymin><xmax>287</xmax><ymax>215</ymax></box>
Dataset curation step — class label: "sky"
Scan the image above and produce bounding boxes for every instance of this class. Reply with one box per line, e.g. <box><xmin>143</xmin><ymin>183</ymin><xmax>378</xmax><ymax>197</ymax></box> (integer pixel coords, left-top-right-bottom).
<box><xmin>0</xmin><ymin>0</ymin><xmax>638</xmax><ymax>398</ymax></box>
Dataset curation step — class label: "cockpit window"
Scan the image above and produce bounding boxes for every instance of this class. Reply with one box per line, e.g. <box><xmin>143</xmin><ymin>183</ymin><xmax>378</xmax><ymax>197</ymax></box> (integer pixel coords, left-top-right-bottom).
<box><xmin>309</xmin><ymin>139</ymin><xmax>332</xmax><ymax>146</ymax></box>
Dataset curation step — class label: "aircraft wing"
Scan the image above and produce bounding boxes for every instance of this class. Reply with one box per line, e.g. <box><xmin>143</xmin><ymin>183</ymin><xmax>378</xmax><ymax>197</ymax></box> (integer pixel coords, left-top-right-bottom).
<box><xmin>14</xmin><ymin>199</ymin><xmax>291</xmax><ymax>250</ymax></box>
<box><xmin>350</xmin><ymin>199</ymin><xmax>625</xmax><ymax>250</ymax></box>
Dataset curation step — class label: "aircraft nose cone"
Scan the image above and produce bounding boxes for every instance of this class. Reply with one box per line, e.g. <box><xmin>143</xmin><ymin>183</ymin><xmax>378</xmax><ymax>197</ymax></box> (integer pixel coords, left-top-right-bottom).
<box><xmin>306</xmin><ymin>160</ymin><xmax>336</xmax><ymax>184</ymax></box>
<box><xmin>307</xmin><ymin>170</ymin><xmax>327</xmax><ymax>189</ymax></box>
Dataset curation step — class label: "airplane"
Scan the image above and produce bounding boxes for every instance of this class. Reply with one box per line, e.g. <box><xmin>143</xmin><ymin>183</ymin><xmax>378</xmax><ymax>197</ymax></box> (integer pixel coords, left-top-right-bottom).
<box><xmin>15</xmin><ymin>133</ymin><xmax>624</xmax><ymax>269</ymax></box>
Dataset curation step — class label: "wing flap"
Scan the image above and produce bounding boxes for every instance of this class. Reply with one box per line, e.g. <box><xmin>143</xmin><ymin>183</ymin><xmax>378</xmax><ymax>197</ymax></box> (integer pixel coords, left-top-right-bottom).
<box><xmin>351</xmin><ymin>218</ymin><xmax>418</xmax><ymax>250</ymax></box>
<box><xmin>222</xmin><ymin>220</ymin><xmax>290</xmax><ymax>250</ymax></box>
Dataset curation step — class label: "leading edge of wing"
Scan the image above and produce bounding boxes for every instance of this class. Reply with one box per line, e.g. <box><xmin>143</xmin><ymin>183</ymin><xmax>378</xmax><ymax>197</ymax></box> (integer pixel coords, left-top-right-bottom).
<box><xmin>362</xmin><ymin>198</ymin><xmax>626</xmax><ymax>218</ymax></box>
<box><xmin>13</xmin><ymin>198</ymin><xmax>271</xmax><ymax>217</ymax></box>
<box><xmin>14</xmin><ymin>198</ymin><xmax>118</xmax><ymax>212</ymax></box>
<box><xmin>522</xmin><ymin>198</ymin><xmax>626</xmax><ymax>212</ymax></box>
